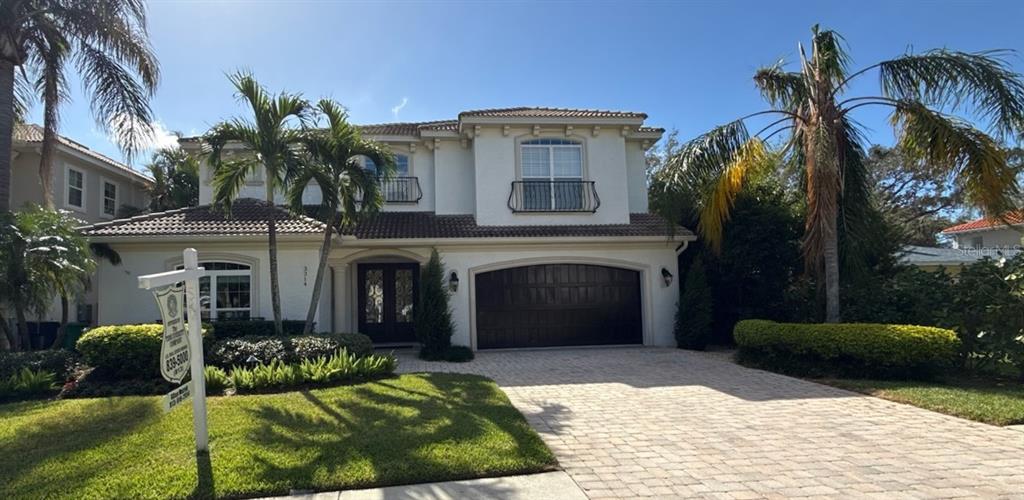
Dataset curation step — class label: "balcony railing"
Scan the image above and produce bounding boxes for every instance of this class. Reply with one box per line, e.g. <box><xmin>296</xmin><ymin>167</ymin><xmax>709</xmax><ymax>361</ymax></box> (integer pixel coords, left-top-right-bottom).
<box><xmin>508</xmin><ymin>180</ymin><xmax>600</xmax><ymax>213</ymax></box>
<box><xmin>358</xmin><ymin>176</ymin><xmax>422</xmax><ymax>203</ymax></box>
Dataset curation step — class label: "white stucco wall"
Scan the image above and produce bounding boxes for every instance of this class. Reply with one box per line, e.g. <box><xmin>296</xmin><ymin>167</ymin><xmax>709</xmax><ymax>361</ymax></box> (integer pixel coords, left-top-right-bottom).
<box><xmin>472</xmin><ymin>126</ymin><xmax>632</xmax><ymax>226</ymax></box>
<box><xmin>330</xmin><ymin>241</ymin><xmax>681</xmax><ymax>349</ymax></box>
<box><xmin>952</xmin><ymin>228</ymin><xmax>1024</xmax><ymax>249</ymax></box>
<box><xmin>95</xmin><ymin>241</ymin><xmax>326</xmax><ymax>328</ymax></box>
<box><xmin>625</xmin><ymin>140</ymin><xmax>650</xmax><ymax>213</ymax></box>
<box><xmin>433</xmin><ymin>140</ymin><xmax>475</xmax><ymax>215</ymax></box>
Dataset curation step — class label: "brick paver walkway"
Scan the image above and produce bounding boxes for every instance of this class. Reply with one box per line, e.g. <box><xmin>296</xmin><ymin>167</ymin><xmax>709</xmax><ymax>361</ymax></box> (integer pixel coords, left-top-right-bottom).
<box><xmin>396</xmin><ymin>347</ymin><xmax>1024</xmax><ymax>499</ymax></box>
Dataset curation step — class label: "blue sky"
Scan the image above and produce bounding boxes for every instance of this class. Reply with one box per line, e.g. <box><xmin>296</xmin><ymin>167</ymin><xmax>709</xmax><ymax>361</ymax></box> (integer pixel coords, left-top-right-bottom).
<box><xmin>26</xmin><ymin>0</ymin><xmax>1024</xmax><ymax>168</ymax></box>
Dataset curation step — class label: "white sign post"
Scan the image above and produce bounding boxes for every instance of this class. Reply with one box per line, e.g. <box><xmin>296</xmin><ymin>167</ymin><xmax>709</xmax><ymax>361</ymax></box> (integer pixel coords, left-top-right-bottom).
<box><xmin>139</xmin><ymin>248</ymin><xmax>209</xmax><ymax>453</ymax></box>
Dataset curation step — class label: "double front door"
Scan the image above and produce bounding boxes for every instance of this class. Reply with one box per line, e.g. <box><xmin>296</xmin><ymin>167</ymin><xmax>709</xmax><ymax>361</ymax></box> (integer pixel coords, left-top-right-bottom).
<box><xmin>357</xmin><ymin>263</ymin><xmax>419</xmax><ymax>343</ymax></box>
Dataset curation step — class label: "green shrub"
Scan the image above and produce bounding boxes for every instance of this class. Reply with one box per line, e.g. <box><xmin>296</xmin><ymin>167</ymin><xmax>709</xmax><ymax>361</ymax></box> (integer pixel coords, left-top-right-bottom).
<box><xmin>734</xmin><ymin>319</ymin><xmax>960</xmax><ymax>379</ymax></box>
<box><xmin>676</xmin><ymin>256</ymin><xmax>713</xmax><ymax>350</ymax></box>
<box><xmin>415</xmin><ymin>249</ymin><xmax>455</xmax><ymax>359</ymax></box>
<box><xmin>76</xmin><ymin>324</ymin><xmax>209</xmax><ymax>380</ymax></box>
<box><xmin>0</xmin><ymin>350</ymin><xmax>80</xmax><ymax>380</ymax></box>
<box><xmin>206</xmin><ymin>333</ymin><xmax>373</xmax><ymax>367</ymax></box>
<box><xmin>210</xmin><ymin>320</ymin><xmax>308</xmax><ymax>338</ymax></box>
<box><xmin>204</xmin><ymin>366</ymin><xmax>231</xmax><ymax>395</ymax></box>
<box><xmin>0</xmin><ymin>368</ymin><xmax>58</xmax><ymax>401</ymax></box>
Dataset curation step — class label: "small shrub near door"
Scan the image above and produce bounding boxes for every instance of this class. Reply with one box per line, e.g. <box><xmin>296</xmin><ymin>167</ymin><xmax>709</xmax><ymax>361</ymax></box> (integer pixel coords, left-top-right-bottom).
<box><xmin>0</xmin><ymin>350</ymin><xmax>80</xmax><ymax>381</ymax></box>
<box><xmin>415</xmin><ymin>249</ymin><xmax>456</xmax><ymax>360</ymax></box>
<box><xmin>734</xmin><ymin>319</ymin><xmax>960</xmax><ymax>379</ymax></box>
<box><xmin>0</xmin><ymin>368</ymin><xmax>58</xmax><ymax>402</ymax></box>
<box><xmin>675</xmin><ymin>256</ymin><xmax>713</xmax><ymax>350</ymax></box>
<box><xmin>76</xmin><ymin>324</ymin><xmax>210</xmax><ymax>379</ymax></box>
<box><xmin>206</xmin><ymin>333</ymin><xmax>373</xmax><ymax>367</ymax></box>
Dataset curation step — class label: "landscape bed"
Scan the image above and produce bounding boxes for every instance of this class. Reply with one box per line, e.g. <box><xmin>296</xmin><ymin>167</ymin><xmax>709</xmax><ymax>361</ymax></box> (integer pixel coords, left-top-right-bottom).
<box><xmin>0</xmin><ymin>373</ymin><xmax>556</xmax><ymax>499</ymax></box>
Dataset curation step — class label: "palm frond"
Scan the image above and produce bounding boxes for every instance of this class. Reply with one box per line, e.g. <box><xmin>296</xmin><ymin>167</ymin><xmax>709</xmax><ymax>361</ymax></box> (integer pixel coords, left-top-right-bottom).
<box><xmin>74</xmin><ymin>43</ymin><xmax>155</xmax><ymax>162</ymax></box>
<box><xmin>810</xmin><ymin>24</ymin><xmax>850</xmax><ymax>85</ymax></box>
<box><xmin>879</xmin><ymin>49</ymin><xmax>1024</xmax><ymax>137</ymax></box>
<box><xmin>891</xmin><ymin>100</ymin><xmax>1018</xmax><ymax>218</ymax></box>
<box><xmin>753</xmin><ymin>62</ymin><xmax>807</xmax><ymax>111</ymax></box>
<box><xmin>662</xmin><ymin>120</ymin><xmax>751</xmax><ymax>188</ymax></box>
<box><xmin>697</xmin><ymin>139</ymin><xmax>772</xmax><ymax>252</ymax></box>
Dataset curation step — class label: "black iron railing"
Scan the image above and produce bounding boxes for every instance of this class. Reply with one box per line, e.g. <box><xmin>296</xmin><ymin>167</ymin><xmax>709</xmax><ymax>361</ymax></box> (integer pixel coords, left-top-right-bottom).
<box><xmin>508</xmin><ymin>180</ymin><xmax>600</xmax><ymax>213</ymax></box>
<box><xmin>362</xmin><ymin>176</ymin><xmax>422</xmax><ymax>203</ymax></box>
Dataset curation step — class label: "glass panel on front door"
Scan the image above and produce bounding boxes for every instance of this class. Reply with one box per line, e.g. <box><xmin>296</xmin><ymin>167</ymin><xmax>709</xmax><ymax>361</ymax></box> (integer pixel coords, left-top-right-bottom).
<box><xmin>358</xmin><ymin>263</ymin><xmax>419</xmax><ymax>344</ymax></box>
<box><xmin>395</xmin><ymin>269</ymin><xmax>414</xmax><ymax>323</ymax></box>
<box><xmin>365</xmin><ymin>269</ymin><xmax>384</xmax><ymax>324</ymax></box>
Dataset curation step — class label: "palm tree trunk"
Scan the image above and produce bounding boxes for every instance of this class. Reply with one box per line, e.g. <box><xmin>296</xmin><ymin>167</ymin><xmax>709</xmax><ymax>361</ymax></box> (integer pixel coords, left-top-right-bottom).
<box><xmin>14</xmin><ymin>301</ymin><xmax>29</xmax><ymax>351</ymax></box>
<box><xmin>266</xmin><ymin>186</ymin><xmax>284</xmax><ymax>335</ymax></box>
<box><xmin>51</xmin><ymin>294</ymin><xmax>69</xmax><ymax>350</ymax></box>
<box><xmin>0</xmin><ymin>57</ymin><xmax>14</xmax><ymax>212</ymax></box>
<box><xmin>823</xmin><ymin>217</ymin><xmax>841</xmax><ymax>323</ymax></box>
<box><xmin>0</xmin><ymin>311</ymin><xmax>13</xmax><ymax>352</ymax></box>
<box><xmin>303</xmin><ymin>210</ymin><xmax>337</xmax><ymax>335</ymax></box>
<box><xmin>39</xmin><ymin>68</ymin><xmax>61</xmax><ymax>209</ymax></box>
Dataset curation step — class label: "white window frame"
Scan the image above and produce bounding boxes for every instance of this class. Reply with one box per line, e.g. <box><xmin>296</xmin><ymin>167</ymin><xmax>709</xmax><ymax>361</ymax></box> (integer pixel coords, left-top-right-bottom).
<box><xmin>176</xmin><ymin>261</ymin><xmax>253</xmax><ymax>320</ymax></box>
<box><xmin>65</xmin><ymin>165</ymin><xmax>86</xmax><ymax>212</ymax></box>
<box><xmin>518</xmin><ymin>138</ymin><xmax>585</xmax><ymax>211</ymax></box>
<box><xmin>363</xmin><ymin>153</ymin><xmax>412</xmax><ymax>176</ymax></box>
<box><xmin>100</xmin><ymin>177</ymin><xmax>118</xmax><ymax>219</ymax></box>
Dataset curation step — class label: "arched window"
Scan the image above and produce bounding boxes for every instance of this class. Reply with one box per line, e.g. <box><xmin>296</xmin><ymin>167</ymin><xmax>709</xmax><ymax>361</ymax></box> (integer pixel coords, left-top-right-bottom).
<box><xmin>519</xmin><ymin>138</ymin><xmax>584</xmax><ymax>210</ymax></box>
<box><xmin>364</xmin><ymin>154</ymin><xmax>410</xmax><ymax>176</ymax></box>
<box><xmin>176</xmin><ymin>261</ymin><xmax>252</xmax><ymax>320</ymax></box>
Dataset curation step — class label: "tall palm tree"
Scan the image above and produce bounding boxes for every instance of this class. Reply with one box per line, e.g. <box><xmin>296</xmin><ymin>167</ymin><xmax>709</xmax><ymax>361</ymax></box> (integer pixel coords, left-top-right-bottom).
<box><xmin>205</xmin><ymin>72</ymin><xmax>311</xmax><ymax>336</ymax></box>
<box><xmin>287</xmin><ymin>99</ymin><xmax>395</xmax><ymax>335</ymax></box>
<box><xmin>659</xmin><ymin>25</ymin><xmax>1024</xmax><ymax>323</ymax></box>
<box><xmin>1</xmin><ymin>0</ymin><xmax>160</xmax><ymax>210</ymax></box>
<box><xmin>146</xmin><ymin>147</ymin><xmax>199</xmax><ymax>211</ymax></box>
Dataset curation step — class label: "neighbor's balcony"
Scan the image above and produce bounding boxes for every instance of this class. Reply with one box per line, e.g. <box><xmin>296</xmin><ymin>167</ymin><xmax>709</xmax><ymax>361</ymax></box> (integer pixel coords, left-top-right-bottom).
<box><xmin>358</xmin><ymin>176</ymin><xmax>422</xmax><ymax>204</ymax></box>
<box><xmin>508</xmin><ymin>180</ymin><xmax>600</xmax><ymax>213</ymax></box>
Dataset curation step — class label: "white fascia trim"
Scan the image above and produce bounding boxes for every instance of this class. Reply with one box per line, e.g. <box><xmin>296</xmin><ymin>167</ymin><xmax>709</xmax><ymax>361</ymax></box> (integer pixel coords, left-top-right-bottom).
<box><xmin>339</xmin><ymin>234</ymin><xmax>695</xmax><ymax>247</ymax></box>
<box><xmin>418</xmin><ymin>129</ymin><xmax>460</xmax><ymax>138</ymax></box>
<box><xmin>361</xmin><ymin>134</ymin><xmax>420</xmax><ymax>143</ymax></box>
<box><xmin>86</xmin><ymin>233</ymin><xmax>324</xmax><ymax>244</ymax></box>
<box><xmin>58</xmin><ymin>145</ymin><xmax>153</xmax><ymax>186</ymax></box>
<box><xmin>628</xmin><ymin>131</ymin><xmax>665</xmax><ymax>141</ymax></box>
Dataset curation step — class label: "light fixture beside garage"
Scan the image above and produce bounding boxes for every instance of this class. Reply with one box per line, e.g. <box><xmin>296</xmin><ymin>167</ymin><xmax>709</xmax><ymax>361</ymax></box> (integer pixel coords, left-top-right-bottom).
<box><xmin>448</xmin><ymin>271</ymin><xmax>460</xmax><ymax>292</ymax></box>
<box><xmin>661</xmin><ymin>268</ymin><xmax>673</xmax><ymax>287</ymax></box>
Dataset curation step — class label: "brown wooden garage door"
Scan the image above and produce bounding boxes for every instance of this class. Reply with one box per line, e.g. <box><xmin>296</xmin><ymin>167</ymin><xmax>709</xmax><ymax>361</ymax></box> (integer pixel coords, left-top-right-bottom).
<box><xmin>475</xmin><ymin>264</ymin><xmax>642</xmax><ymax>349</ymax></box>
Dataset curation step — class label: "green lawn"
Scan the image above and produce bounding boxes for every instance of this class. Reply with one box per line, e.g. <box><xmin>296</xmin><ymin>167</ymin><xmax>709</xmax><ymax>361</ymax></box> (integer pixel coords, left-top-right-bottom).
<box><xmin>0</xmin><ymin>373</ymin><xmax>556</xmax><ymax>499</ymax></box>
<box><xmin>820</xmin><ymin>374</ymin><xmax>1024</xmax><ymax>426</ymax></box>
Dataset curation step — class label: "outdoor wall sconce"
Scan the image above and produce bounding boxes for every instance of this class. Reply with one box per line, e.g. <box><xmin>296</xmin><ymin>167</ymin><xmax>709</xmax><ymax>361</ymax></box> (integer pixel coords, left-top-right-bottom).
<box><xmin>661</xmin><ymin>268</ymin><xmax>673</xmax><ymax>287</ymax></box>
<box><xmin>449</xmin><ymin>271</ymin><xmax>460</xmax><ymax>292</ymax></box>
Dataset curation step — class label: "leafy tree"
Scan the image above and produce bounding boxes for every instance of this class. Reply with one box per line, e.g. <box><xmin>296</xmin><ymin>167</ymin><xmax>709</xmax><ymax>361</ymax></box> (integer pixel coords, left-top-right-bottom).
<box><xmin>205</xmin><ymin>72</ymin><xmax>311</xmax><ymax>335</ymax></box>
<box><xmin>287</xmin><ymin>99</ymin><xmax>395</xmax><ymax>335</ymax></box>
<box><xmin>657</xmin><ymin>25</ymin><xmax>1024</xmax><ymax>322</ymax></box>
<box><xmin>675</xmin><ymin>256</ymin><xmax>712</xmax><ymax>350</ymax></box>
<box><xmin>415</xmin><ymin>249</ymin><xmax>454</xmax><ymax>360</ymax></box>
<box><xmin>864</xmin><ymin>145</ymin><xmax>963</xmax><ymax>246</ymax></box>
<box><xmin>146</xmin><ymin>147</ymin><xmax>199</xmax><ymax>212</ymax></box>
<box><xmin>1</xmin><ymin>0</ymin><xmax>160</xmax><ymax>210</ymax></box>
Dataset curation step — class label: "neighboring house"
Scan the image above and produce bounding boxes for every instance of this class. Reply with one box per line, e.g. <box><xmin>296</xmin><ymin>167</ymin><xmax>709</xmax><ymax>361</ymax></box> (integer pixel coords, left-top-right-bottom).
<box><xmin>9</xmin><ymin>123</ymin><xmax>153</xmax><ymax>329</ymax></box>
<box><xmin>900</xmin><ymin>213</ymin><xmax>1023</xmax><ymax>271</ymax></box>
<box><xmin>81</xmin><ymin>107</ymin><xmax>694</xmax><ymax>350</ymax></box>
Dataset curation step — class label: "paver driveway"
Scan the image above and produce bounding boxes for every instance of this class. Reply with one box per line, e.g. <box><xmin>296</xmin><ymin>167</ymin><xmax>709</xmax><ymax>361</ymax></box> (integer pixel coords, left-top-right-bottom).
<box><xmin>397</xmin><ymin>347</ymin><xmax>1024</xmax><ymax>499</ymax></box>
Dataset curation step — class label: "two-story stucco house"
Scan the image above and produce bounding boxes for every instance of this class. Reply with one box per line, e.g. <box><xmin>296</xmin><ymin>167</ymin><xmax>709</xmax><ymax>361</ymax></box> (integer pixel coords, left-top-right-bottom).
<box><xmin>81</xmin><ymin>107</ymin><xmax>694</xmax><ymax>350</ymax></box>
<box><xmin>901</xmin><ymin>213</ymin><xmax>1023</xmax><ymax>271</ymax></box>
<box><xmin>10</xmin><ymin>123</ymin><xmax>153</xmax><ymax>327</ymax></box>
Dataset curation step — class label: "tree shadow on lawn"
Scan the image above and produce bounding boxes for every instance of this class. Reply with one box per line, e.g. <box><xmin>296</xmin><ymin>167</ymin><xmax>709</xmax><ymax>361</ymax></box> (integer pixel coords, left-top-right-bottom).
<box><xmin>0</xmin><ymin>397</ymin><xmax>160</xmax><ymax>497</ymax></box>
<box><xmin>238</xmin><ymin>373</ymin><xmax>556</xmax><ymax>496</ymax></box>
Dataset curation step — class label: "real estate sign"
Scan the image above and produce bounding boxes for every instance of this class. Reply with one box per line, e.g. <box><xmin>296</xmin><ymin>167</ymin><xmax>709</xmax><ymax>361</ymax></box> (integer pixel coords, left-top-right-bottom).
<box><xmin>162</xmin><ymin>381</ymin><xmax>192</xmax><ymax>412</ymax></box>
<box><xmin>153</xmin><ymin>284</ymin><xmax>190</xmax><ymax>384</ymax></box>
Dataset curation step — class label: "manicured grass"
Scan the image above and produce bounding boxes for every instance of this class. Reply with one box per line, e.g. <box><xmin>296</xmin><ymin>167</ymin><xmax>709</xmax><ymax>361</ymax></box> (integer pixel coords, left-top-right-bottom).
<box><xmin>820</xmin><ymin>374</ymin><xmax>1024</xmax><ymax>426</ymax></box>
<box><xmin>0</xmin><ymin>373</ymin><xmax>556</xmax><ymax>499</ymax></box>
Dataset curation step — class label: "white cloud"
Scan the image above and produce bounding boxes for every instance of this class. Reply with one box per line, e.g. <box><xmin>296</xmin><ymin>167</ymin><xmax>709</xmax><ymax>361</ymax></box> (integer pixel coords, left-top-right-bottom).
<box><xmin>107</xmin><ymin>113</ymin><xmax>180</xmax><ymax>156</ymax></box>
<box><xmin>391</xmin><ymin>97</ymin><xmax>409</xmax><ymax>118</ymax></box>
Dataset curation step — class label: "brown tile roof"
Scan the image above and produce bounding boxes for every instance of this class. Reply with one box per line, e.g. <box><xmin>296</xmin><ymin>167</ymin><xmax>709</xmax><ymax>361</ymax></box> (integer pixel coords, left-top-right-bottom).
<box><xmin>459</xmin><ymin>107</ymin><xmax>647</xmax><ymax>119</ymax></box>
<box><xmin>13</xmin><ymin>123</ymin><xmax>153</xmax><ymax>184</ymax></box>
<box><xmin>942</xmin><ymin>211</ymin><xmax>1024</xmax><ymax>233</ymax></box>
<box><xmin>359</xmin><ymin>120</ymin><xmax>458</xmax><ymax>136</ymax></box>
<box><xmin>80</xmin><ymin>198</ymin><xmax>325</xmax><ymax>237</ymax></box>
<box><xmin>345</xmin><ymin>212</ymin><xmax>691</xmax><ymax>240</ymax></box>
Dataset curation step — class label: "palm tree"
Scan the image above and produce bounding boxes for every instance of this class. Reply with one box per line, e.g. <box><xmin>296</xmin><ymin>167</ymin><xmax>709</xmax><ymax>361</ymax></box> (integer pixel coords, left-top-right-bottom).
<box><xmin>146</xmin><ymin>147</ymin><xmax>199</xmax><ymax>211</ymax></box>
<box><xmin>287</xmin><ymin>99</ymin><xmax>395</xmax><ymax>335</ymax></box>
<box><xmin>205</xmin><ymin>72</ymin><xmax>311</xmax><ymax>336</ymax></box>
<box><xmin>658</xmin><ymin>25</ymin><xmax>1024</xmax><ymax>323</ymax></box>
<box><xmin>1</xmin><ymin>0</ymin><xmax>160</xmax><ymax>210</ymax></box>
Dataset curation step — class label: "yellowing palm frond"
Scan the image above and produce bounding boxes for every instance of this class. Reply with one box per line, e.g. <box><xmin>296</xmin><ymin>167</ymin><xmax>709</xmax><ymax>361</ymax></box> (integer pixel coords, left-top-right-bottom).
<box><xmin>698</xmin><ymin>139</ymin><xmax>771</xmax><ymax>252</ymax></box>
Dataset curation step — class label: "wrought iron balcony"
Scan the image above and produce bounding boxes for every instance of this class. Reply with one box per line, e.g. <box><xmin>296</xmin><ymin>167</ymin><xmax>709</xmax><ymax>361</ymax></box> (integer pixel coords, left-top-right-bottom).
<box><xmin>360</xmin><ymin>176</ymin><xmax>422</xmax><ymax>203</ymax></box>
<box><xmin>508</xmin><ymin>180</ymin><xmax>600</xmax><ymax>213</ymax></box>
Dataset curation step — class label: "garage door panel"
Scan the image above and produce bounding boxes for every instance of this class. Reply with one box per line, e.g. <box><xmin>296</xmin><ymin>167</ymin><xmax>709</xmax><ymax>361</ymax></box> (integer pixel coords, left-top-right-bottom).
<box><xmin>476</xmin><ymin>263</ymin><xmax>642</xmax><ymax>349</ymax></box>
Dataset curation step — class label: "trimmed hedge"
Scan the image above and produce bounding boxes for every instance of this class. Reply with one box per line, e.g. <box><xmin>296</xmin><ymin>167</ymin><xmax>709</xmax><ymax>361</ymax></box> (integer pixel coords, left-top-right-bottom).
<box><xmin>210</xmin><ymin>320</ymin><xmax>308</xmax><ymax>338</ymax></box>
<box><xmin>733</xmin><ymin>319</ymin><xmax>960</xmax><ymax>379</ymax></box>
<box><xmin>76</xmin><ymin>324</ymin><xmax>210</xmax><ymax>380</ymax></box>
<box><xmin>206</xmin><ymin>333</ymin><xmax>373</xmax><ymax>368</ymax></box>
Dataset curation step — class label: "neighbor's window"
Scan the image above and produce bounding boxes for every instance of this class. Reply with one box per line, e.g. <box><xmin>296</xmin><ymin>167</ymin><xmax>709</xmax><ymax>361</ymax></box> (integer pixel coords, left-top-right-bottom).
<box><xmin>102</xmin><ymin>181</ymin><xmax>117</xmax><ymax>217</ymax></box>
<box><xmin>519</xmin><ymin>138</ymin><xmax>584</xmax><ymax>210</ymax></box>
<box><xmin>67</xmin><ymin>168</ymin><xmax>84</xmax><ymax>209</ymax></box>
<box><xmin>971</xmin><ymin>236</ymin><xmax>984</xmax><ymax>249</ymax></box>
<box><xmin>177</xmin><ymin>261</ymin><xmax>252</xmax><ymax>320</ymax></box>
<box><xmin>364</xmin><ymin>154</ymin><xmax>410</xmax><ymax>176</ymax></box>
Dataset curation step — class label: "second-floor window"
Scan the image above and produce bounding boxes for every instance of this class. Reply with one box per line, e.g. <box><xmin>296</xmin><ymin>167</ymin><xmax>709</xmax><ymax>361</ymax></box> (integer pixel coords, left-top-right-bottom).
<box><xmin>520</xmin><ymin>138</ymin><xmax>584</xmax><ymax>211</ymax></box>
<box><xmin>364</xmin><ymin>154</ymin><xmax>410</xmax><ymax>176</ymax></box>
<box><xmin>67</xmin><ymin>168</ymin><xmax>84</xmax><ymax>209</ymax></box>
<box><xmin>102</xmin><ymin>180</ymin><xmax>118</xmax><ymax>218</ymax></box>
